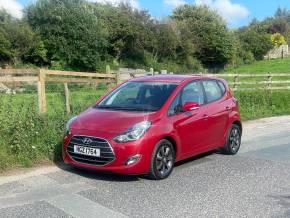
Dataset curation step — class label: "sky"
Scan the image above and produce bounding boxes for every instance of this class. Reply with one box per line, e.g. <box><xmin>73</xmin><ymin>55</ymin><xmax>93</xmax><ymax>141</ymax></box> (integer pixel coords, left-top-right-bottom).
<box><xmin>1</xmin><ymin>0</ymin><xmax>290</xmax><ymax>28</ymax></box>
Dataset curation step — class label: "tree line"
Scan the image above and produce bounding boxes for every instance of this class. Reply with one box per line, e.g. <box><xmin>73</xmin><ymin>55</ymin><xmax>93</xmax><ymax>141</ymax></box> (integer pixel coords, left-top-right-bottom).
<box><xmin>0</xmin><ymin>0</ymin><xmax>289</xmax><ymax>73</ymax></box>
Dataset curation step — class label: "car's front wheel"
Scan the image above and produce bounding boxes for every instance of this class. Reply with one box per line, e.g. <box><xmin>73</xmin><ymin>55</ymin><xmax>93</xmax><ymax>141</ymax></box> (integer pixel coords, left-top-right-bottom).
<box><xmin>148</xmin><ymin>139</ymin><xmax>175</xmax><ymax>180</ymax></box>
<box><xmin>222</xmin><ymin>124</ymin><xmax>242</xmax><ymax>155</ymax></box>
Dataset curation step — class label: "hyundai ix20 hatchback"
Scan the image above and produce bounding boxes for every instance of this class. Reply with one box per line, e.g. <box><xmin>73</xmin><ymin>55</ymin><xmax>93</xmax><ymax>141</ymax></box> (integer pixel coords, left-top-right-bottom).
<box><xmin>63</xmin><ymin>75</ymin><xmax>242</xmax><ymax>180</ymax></box>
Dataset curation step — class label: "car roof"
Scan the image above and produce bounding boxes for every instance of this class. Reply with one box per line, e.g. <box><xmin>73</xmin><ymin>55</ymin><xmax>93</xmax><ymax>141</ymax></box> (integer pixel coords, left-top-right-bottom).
<box><xmin>129</xmin><ymin>74</ymin><xmax>220</xmax><ymax>84</ymax></box>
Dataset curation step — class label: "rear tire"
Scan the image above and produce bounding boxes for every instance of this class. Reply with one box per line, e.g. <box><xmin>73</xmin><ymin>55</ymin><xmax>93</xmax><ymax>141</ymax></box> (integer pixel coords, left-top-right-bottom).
<box><xmin>222</xmin><ymin>124</ymin><xmax>241</xmax><ymax>155</ymax></box>
<box><xmin>148</xmin><ymin>139</ymin><xmax>175</xmax><ymax>180</ymax></box>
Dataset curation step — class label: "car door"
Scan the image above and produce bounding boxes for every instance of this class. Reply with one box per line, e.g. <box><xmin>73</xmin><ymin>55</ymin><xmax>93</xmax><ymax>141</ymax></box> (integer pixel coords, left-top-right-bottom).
<box><xmin>168</xmin><ymin>81</ymin><xmax>209</xmax><ymax>158</ymax></box>
<box><xmin>201</xmin><ymin>80</ymin><xmax>230</xmax><ymax>149</ymax></box>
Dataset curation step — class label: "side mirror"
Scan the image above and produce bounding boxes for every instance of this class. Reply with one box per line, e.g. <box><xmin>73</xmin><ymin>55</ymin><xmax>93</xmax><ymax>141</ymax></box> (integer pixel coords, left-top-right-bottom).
<box><xmin>182</xmin><ymin>102</ymin><xmax>200</xmax><ymax>111</ymax></box>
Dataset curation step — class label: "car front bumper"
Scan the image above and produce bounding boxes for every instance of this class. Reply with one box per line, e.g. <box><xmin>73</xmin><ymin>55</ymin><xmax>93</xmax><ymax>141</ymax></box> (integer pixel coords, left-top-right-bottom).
<box><xmin>62</xmin><ymin>130</ymin><xmax>154</xmax><ymax>175</ymax></box>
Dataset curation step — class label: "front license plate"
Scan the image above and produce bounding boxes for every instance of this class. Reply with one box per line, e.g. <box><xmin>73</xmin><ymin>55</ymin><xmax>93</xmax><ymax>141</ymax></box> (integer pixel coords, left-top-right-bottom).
<box><xmin>74</xmin><ymin>146</ymin><xmax>100</xmax><ymax>157</ymax></box>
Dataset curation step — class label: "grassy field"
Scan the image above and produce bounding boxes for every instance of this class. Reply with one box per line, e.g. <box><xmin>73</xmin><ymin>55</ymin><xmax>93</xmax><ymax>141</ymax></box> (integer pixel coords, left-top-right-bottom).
<box><xmin>225</xmin><ymin>57</ymin><xmax>290</xmax><ymax>73</ymax></box>
<box><xmin>223</xmin><ymin>57</ymin><xmax>290</xmax><ymax>118</ymax></box>
<box><xmin>221</xmin><ymin>58</ymin><xmax>290</xmax><ymax>90</ymax></box>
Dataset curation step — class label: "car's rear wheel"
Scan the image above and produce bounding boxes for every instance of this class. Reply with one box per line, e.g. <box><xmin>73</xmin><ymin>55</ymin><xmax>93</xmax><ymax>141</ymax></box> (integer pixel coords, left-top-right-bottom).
<box><xmin>222</xmin><ymin>124</ymin><xmax>241</xmax><ymax>155</ymax></box>
<box><xmin>148</xmin><ymin>139</ymin><xmax>175</xmax><ymax>180</ymax></box>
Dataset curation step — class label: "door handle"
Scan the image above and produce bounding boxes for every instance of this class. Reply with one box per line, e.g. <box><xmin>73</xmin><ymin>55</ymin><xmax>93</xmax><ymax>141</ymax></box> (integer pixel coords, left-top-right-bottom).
<box><xmin>226</xmin><ymin>106</ymin><xmax>231</xmax><ymax>111</ymax></box>
<box><xmin>203</xmin><ymin>114</ymin><xmax>208</xmax><ymax>119</ymax></box>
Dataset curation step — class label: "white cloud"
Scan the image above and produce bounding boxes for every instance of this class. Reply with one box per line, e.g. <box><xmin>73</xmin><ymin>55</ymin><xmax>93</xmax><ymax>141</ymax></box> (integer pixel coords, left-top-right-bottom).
<box><xmin>195</xmin><ymin>0</ymin><xmax>249</xmax><ymax>24</ymax></box>
<box><xmin>91</xmin><ymin>0</ymin><xmax>140</xmax><ymax>9</ymax></box>
<box><xmin>164</xmin><ymin>0</ymin><xmax>186</xmax><ymax>8</ymax></box>
<box><xmin>0</xmin><ymin>0</ymin><xmax>23</xmax><ymax>19</ymax></box>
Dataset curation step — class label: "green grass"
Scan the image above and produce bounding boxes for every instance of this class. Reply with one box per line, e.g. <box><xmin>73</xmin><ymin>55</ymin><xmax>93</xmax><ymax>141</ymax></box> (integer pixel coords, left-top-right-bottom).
<box><xmin>225</xmin><ymin>57</ymin><xmax>290</xmax><ymax>74</ymax></box>
<box><xmin>235</xmin><ymin>90</ymin><xmax>290</xmax><ymax>120</ymax></box>
<box><xmin>0</xmin><ymin>89</ymin><xmax>105</xmax><ymax>173</ymax></box>
<box><xmin>224</xmin><ymin>57</ymin><xmax>290</xmax><ymax>118</ymax></box>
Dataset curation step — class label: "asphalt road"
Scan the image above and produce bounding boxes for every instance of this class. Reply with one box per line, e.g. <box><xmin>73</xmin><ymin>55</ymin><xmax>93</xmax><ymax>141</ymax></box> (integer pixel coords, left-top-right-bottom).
<box><xmin>0</xmin><ymin>116</ymin><xmax>290</xmax><ymax>218</ymax></box>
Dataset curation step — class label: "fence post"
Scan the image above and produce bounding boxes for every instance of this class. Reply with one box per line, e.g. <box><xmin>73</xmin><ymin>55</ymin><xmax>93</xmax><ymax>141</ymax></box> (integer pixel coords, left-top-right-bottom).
<box><xmin>233</xmin><ymin>74</ymin><xmax>239</xmax><ymax>91</ymax></box>
<box><xmin>106</xmin><ymin>65</ymin><xmax>111</xmax><ymax>74</ymax></box>
<box><xmin>64</xmin><ymin>83</ymin><xmax>70</xmax><ymax>114</ymax></box>
<box><xmin>267</xmin><ymin>72</ymin><xmax>272</xmax><ymax>90</ymax></box>
<box><xmin>150</xmin><ymin>68</ymin><xmax>154</xmax><ymax>76</ymax></box>
<box><xmin>115</xmin><ymin>71</ymin><xmax>121</xmax><ymax>85</ymax></box>
<box><xmin>37</xmin><ymin>69</ymin><xmax>46</xmax><ymax>114</ymax></box>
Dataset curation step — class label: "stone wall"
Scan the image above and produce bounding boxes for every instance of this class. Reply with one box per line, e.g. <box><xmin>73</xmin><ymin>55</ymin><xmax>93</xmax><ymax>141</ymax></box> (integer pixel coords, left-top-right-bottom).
<box><xmin>264</xmin><ymin>44</ymin><xmax>289</xmax><ymax>59</ymax></box>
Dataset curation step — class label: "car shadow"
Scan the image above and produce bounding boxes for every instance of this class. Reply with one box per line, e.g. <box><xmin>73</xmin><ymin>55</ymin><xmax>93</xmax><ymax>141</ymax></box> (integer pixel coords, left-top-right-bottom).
<box><xmin>54</xmin><ymin>161</ymin><xmax>141</xmax><ymax>182</ymax></box>
<box><xmin>54</xmin><ymin>150</ymin><xmax>218</xmax><ymax>182</ymax></box>
<box><xmin>174</xmin><ymin>151</ymin><xmax>216</xmax><ymax>169</ymax></box>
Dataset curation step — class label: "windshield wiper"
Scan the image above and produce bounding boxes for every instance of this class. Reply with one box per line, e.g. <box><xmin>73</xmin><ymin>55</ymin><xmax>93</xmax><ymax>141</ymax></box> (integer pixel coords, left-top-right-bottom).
<box><xmin>96</xmin><ymin>105</ymin><xmax>157</xmax><ymax>112</ymax></box>
<box><xmin>96</xmin><ymin>105</ymin><xmax>115</xmax><ymax>109</ymax></box>
<box><xmin>119</xmin><ymin>107</ymin><xmax>157</xmax><ymax>112</ymax></box>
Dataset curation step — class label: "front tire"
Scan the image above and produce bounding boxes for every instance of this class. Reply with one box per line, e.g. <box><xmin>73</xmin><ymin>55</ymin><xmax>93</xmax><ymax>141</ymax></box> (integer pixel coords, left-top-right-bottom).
<box><xmin>148</xmin><ymin>139</ymin><xmax>175</xmax><ymax>180</ymax></box>
<box><xmin>222</xmin><ymin>124</ymin><xmax>242</xmax><ymax>155</ymax></box>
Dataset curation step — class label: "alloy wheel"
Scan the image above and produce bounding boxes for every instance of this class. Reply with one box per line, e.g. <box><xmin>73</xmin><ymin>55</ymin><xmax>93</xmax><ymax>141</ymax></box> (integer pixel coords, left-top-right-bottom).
<box><xmin>229</xmin><ymin>127</ymin><xmax>241</xmax><ymax>152</ymax></box>
<box><xmin>155</xmin><ymin>144</ymin><xmax>174</xmax><ymax>176</ymax></box>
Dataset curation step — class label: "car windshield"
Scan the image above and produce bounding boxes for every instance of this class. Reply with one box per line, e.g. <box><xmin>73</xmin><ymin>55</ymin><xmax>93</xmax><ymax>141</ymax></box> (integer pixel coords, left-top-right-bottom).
<box><xmin>96</xmin><ymin>82</ymin><xmax>178</xmax><ymax>112</ymax></box>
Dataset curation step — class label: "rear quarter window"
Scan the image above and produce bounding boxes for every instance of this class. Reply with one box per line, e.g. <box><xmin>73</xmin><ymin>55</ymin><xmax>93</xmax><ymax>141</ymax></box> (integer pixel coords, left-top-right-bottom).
<box><xmin>202</xmin><ymin>80</ymin><xmax>223</xmax><ymax>103</ymax></box>
<box><xmin>217</xmin><ymin>81</ymin><xmax>226</xmax><ymax>94</ymax></box>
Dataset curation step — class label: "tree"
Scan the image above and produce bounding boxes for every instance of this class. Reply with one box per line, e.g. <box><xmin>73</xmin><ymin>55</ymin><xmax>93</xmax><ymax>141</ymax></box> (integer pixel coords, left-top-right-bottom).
<box><xmin>26</xmin><ymin>0</ymin><xmax>108</xmax><ymax>71</ymax></box>
<box><xmin>236</xmin><ymin>27</ymin><xmax>274</xmax><ymax>60</ymax></box>
<box><xmin>152</xmin><ymin>21</ymin><xmax>180</xmax><ymax>61</ymax></box>
<box><xmin>275</xmin><ymin>7</ymin><xmax>288</xmax><ymax>18</ymax></box>
<box><xmin>271</xmin><ymin>33</ymin><xmax>287</xmax><ymax>47</ymax></box>
<box><xmin>172</xmin><ymin>5</ymin><xmax>235</xmax><ymax>69</ymax></box>
<box><xmin>0</xmin><ymin>29</ymin><xmax>12</xmax><ymax>63</ymax></box>
<box><xmin>0</xmin><ymin>9</ymin><xmax>47</xmax><ymax>66</ymax></box>
<box><xmin>115</xmin><ymin>4</ymin><xmax>156</xmax><ymax>67</ymax></box>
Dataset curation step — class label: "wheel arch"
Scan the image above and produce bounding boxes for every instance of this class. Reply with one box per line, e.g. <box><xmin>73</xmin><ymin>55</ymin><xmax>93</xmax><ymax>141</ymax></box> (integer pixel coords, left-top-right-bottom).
<box><xmin>232</xmin><ymin>120</ymin><xmax>242</xmax><ymax>135</ymax></box>
<box><xmin>162</xmin><ymin>136</ymin><xmax>178</xmax><ymax>157</ymax></box>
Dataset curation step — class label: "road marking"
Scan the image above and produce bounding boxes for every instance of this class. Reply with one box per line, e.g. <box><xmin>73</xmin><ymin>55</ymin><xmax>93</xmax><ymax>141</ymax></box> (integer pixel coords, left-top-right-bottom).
<box><xmin>0</xmin><ymin>181</ymin><xmax>93</xmax><ymax>209</ymax></box>
<box><xmin>47</xmin><ymin>193</ymin><xmax>128</xmax><ymax>218</ymax></box>
<box><xmin>0</xmin><ymin>166</ymin><xmax>60</xmax><ymax>186</ymax></box>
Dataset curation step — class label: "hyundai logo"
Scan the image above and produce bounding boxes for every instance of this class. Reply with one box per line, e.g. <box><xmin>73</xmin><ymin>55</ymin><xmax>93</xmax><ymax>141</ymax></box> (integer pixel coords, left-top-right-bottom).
<box><xmin>83</xmin><ymin>138</ymin><xmax>93</xmax><ymax>145</ymax></box>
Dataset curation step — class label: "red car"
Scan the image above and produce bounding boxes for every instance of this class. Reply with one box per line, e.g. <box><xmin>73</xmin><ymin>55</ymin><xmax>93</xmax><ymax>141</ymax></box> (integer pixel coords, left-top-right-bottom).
<box><xmin>63</xmin><ymin>75</ymin><xmax>242</xmax><ymax>180</ymax></box>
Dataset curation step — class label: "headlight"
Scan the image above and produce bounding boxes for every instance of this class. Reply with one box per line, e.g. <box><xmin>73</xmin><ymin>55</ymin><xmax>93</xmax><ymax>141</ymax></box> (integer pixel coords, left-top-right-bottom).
<box><xmin>65</xmin><ymin>116</ymin><xmax>77</xmax><ymax>134</ymax></box>
<box><xmin>113</xmin><ymin>121</ymin><xmax>151</xmax><ymax>143</ymax></box>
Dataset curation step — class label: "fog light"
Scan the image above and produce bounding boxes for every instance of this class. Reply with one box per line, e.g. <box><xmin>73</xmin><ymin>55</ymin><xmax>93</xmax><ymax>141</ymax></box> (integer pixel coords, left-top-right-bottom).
<box><xmin>125</xmin><ymin>154</ymin><xmax>141</xmax><ymax>165</ymax></box>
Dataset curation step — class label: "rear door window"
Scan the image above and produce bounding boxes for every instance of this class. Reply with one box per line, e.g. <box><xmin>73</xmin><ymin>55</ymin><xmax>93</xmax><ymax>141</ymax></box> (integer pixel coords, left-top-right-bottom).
<box><xmin>202</xmin><ymin>80</ymin><xmax>223</xmax><ymax>103</ymax></box>
<box><xmin>167</xmin><ymin>81</ymin><xmax>205</xmax><ymax>116</ymax></box>
<box><xmin>181</xmin><ymin>81</ymin><xmax>205</xmax><ymax>105</ymax></box>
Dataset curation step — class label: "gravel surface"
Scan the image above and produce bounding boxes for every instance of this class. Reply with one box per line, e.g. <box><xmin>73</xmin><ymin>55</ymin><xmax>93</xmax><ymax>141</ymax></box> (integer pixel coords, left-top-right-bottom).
<box><xmin>0</xmin><ymin>116</ymin><xmax>290</xmax><ymax>218</ymax></box>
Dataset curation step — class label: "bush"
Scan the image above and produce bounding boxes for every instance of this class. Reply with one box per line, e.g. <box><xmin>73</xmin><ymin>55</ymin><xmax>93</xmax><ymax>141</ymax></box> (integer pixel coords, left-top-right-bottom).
<box><xmin>172</xmin><ymin>5</ymin><xmax>235</xmax><ymax>69</ymax></box>
<box><xmin>236</xmin><ymin>27</ymin><xmax>274</xmax><ymax>61</ymax></box>
<box><xmin>271</xmin><ymin>32</ymin><xmax>287</xmax><ymax>47</ymax></box>
<box><xmin>235</xmin><ymin>90</ymin><xmax>290</xmax><ymax>120</ymax></box>
<box><xmin>0</xmin><ymin>89</ymin><xmax>104</xmax><ymax>172</ymax></box>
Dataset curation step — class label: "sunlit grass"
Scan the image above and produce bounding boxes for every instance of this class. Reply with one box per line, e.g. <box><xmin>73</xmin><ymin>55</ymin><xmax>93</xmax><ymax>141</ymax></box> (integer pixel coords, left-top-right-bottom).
<box><xmin>225</xmin><ymin>57</ymin><xmax>290</xmax><ymax>74</ymax></box>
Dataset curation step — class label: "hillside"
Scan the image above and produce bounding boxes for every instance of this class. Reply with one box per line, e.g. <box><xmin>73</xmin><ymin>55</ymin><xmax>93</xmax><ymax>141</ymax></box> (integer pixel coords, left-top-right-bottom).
<box><xmin>225</xmin><ymin>58</ymin><xmax>290</xmax><ymax>73</ymax></box>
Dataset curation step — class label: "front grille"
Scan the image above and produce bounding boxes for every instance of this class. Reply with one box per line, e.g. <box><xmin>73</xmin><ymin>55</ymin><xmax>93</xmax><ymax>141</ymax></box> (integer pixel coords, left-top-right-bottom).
<box><xmin>67</xmin><ymin>135</ymin><xmax>115</xmax><ymax>166</ymax></box>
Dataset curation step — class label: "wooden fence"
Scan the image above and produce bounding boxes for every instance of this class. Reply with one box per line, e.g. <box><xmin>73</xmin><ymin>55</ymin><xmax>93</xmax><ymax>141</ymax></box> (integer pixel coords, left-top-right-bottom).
<box><xmin>1</xmin><ymin>68</ymin><xmax>290</xmax><ymax>114</ymax></box>
<box><xmin>0</xmin><ymin>69</ymin><xmax>118</xmax><ymax>114</ymax></box>
<box><xmin>123</xmin><ymin>71</ymin><xmax>290</xmax><ymax>91</ymax></box>
<box><xmin>201</xmin><ymin>73</ymin><xmax>290</xmax><ymax>91</ymax></box>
